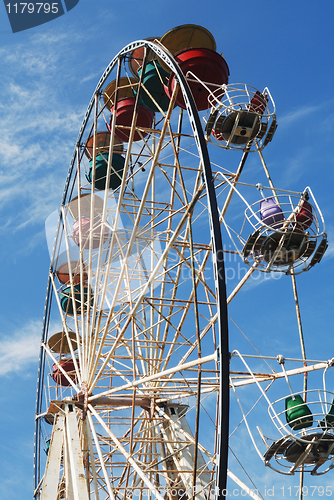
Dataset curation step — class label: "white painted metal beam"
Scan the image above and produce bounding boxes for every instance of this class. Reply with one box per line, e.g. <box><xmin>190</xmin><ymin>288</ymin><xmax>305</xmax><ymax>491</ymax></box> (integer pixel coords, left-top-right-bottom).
<box><xmin>40</xmin><ymin>413</ymin><xmax>65</xmax><ymax>500</ymax></box>
<box><xmin>65</xmin><ymin>404</ymin><xmax>89</xmax><ymax>500</ymax></box>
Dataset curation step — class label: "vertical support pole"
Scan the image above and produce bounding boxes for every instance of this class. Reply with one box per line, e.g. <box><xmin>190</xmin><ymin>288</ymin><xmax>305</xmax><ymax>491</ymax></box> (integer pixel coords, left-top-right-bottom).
<box><xmin>83</xmin><ymin>418</ymin><xmax>100</xmax><ymax>500</ymax></box>
<box><xmin>40</xmin><ymin>413</ymin><xmax>65</xmax><ymax>500</ymax></box>
<box><xmin>65</xmin><ymin>403</ymin><xmax>90</xmax><ymax>500</ymax></box>
<box><xmin>291</xmin><ymin>271</ymin><xmax>307</xmax><ymax>500</ymax></box>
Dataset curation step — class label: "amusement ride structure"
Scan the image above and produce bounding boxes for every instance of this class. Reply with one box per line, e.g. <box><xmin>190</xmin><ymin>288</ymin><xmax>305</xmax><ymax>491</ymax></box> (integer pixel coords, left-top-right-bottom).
<box><xmin>34</xmin><ymin>25</ymin><xmax>331</xmax><ymax>500</ymax></box>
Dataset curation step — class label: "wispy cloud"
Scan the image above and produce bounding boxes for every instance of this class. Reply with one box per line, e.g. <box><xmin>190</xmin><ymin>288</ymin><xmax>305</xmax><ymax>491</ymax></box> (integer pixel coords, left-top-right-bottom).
<box><xmin>240</xmin><ymin>268</ymin><xmax>284</xmax><ymax>292</ymax></box>
<box><xmin>278</xmin><ymin>98</ymin><xmax>334</xmax><ymax>138</ymax></box>
<box><xmin>279</xmin><ymin>104</ymin><xmax>323</xmax><ymax>127</ymax></box>
<box><xmin>0</xmin><ymin>320</ymin><xmax>41</xmax><ymax>376</ymax></box>
<box><xmin>0</xmin><ymin>31</ymin><xmax>89</xmax><ymax>238</ymax></box>
<box><xmin>0</xmin><ymin>319</ymin><xmax>65</xmax><ymax>376</ymax></box>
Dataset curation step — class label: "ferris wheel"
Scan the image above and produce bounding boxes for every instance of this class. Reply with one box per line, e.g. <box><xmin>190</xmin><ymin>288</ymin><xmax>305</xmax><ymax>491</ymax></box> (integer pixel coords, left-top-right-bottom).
<box><xmin>34</xmin><ymin>24</ymin><xmax>331</xmax><ymax>500</ymax></box>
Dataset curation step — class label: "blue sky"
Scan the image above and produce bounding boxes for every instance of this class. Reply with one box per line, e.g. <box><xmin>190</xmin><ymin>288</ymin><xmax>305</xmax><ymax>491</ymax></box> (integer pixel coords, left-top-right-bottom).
<box><xmin>0</xmin><ymin>1</ymin><xmax>334</xmax><ymax>499</ymax></box>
